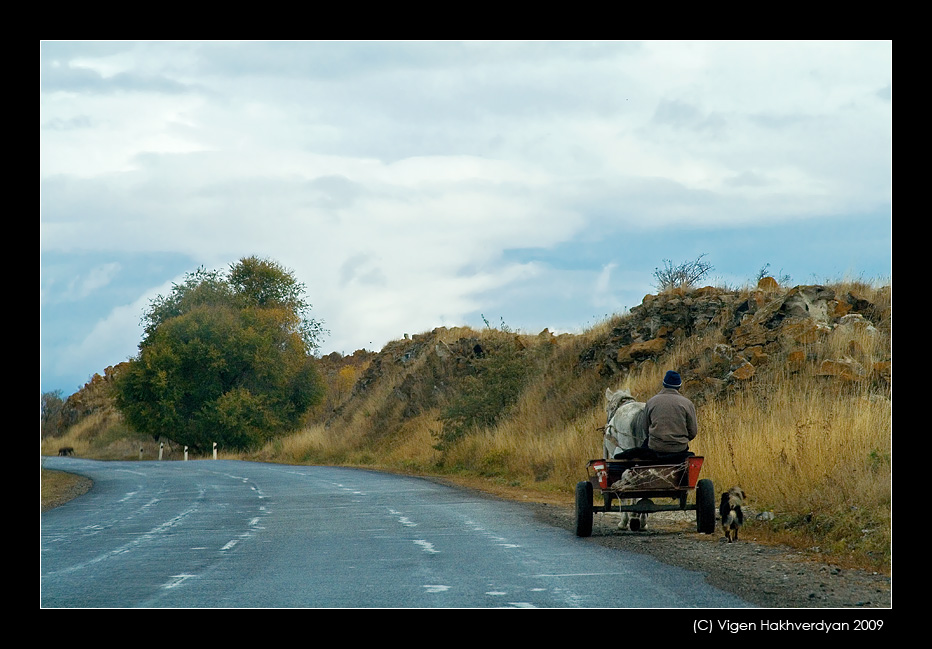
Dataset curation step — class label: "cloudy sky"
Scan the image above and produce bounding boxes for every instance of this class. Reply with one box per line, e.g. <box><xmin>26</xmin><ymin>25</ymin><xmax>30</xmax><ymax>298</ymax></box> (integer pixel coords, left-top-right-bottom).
<box><xmin>40</xmin><ymin>40</ymin><xmax>892</xmax><ymax>396</ymax></box>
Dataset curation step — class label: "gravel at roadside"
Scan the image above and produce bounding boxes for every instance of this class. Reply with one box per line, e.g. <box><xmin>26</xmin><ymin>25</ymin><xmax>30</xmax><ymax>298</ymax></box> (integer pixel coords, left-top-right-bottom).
<box><xmin>527</xmin><ymin>503</ymin><xmax>891</xmax><ymax>609</ymax></box>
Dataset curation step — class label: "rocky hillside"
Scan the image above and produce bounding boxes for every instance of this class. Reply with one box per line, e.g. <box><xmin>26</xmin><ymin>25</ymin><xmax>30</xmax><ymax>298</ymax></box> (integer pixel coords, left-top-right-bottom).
<box><xmin>579</xmin><ymin>280</ymin><xmax>890</xmax><ymax>402</ymax></box>
<box><xmin>50</xmin><ymin>363</ymin><xmax>127</xmax><ymax>432</ymax></box>
<box><xmin>313</xmin><ymin>279</ymin><xmax>890</xmax><ymax>436</ymax></box>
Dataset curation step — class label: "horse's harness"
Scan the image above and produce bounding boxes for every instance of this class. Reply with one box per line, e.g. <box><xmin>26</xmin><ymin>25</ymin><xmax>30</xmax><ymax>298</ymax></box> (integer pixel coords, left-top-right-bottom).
<box><xmin>604</xmin><ymin>394</ymin><xmax>636</xmax><ymax>445</ymax></box>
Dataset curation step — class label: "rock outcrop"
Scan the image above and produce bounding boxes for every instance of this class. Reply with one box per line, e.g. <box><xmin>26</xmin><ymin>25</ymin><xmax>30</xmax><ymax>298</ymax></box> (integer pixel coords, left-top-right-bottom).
<box><xmin>579</xmin><ymin>280</ymin><xmax>890</xmax><ymax>402</ymax></box>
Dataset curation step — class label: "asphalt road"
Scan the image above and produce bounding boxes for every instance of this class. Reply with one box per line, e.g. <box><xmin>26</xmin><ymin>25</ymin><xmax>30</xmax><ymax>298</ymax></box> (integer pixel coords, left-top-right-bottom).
<box><xmin>41</xmin><ymin>457</ymin><xmax>753</xmax><ymax>608</ymax></box>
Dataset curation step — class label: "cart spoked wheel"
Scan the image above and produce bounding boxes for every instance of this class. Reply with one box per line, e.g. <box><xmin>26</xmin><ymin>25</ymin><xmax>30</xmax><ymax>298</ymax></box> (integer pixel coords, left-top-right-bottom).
<box><xmin>575</xmin><ymin>480</ymin><xmax>593</xmax><ymax>537</ymax></box>
<box><xmin>695</xmin><ymin>478</ymin><xmax>715</xmax><ymax>534</ymax></box>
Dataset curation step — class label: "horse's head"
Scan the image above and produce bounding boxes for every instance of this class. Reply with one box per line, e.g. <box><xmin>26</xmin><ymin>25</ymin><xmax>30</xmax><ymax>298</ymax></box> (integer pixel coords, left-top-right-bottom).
<box><xmin>604</xmin><ymin>387</ymin><xmax>634</xmax><ymax>421</ymax></box>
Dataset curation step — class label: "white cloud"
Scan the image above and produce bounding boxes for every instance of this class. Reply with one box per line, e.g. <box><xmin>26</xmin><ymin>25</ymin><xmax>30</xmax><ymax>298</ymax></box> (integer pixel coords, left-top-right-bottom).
<box><xmin>39</xmin><ymin>40</ymin><xmax>892</xmax><ymax>394</ymax></box>
<box><xmin>71</xmin><ymin>262</ymin><xmax>121</xmax><ymax>300</ymax></box>
<box><xmin>592</xmin><ymin>263</ymin><xmax>619</xmax><ymax>309</ymax></box>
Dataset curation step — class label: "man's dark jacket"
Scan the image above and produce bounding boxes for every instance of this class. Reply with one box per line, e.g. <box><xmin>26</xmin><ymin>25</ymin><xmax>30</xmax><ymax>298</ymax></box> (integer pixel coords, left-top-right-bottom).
<box><xmin>645</xmin><ymin>387</ymin><xmax>697</xmax><ymax>453</ymax></box>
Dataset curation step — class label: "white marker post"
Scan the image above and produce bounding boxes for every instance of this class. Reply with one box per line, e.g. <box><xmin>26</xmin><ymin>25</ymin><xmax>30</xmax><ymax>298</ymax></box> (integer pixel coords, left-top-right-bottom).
<box><xmin>159</xmin><ymin>442</ymin><xmax>164</xmax><ymax>461</ymax></box>
<box><xmin>184</xmin><ymin>446</ymin><xmax>189</xmax><ymax>461</ymax></box>
<box><xmin>213</xmin><ymin>442</ymin><xmax>217</xmax><ymax>460</ymax></box>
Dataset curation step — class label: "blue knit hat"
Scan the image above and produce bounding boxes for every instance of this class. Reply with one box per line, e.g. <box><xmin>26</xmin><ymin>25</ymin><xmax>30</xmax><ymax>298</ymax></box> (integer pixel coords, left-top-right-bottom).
<box><xmin>662</xmin><ymin>371</ymin><xmax>682</xmax><ymax>388</ymax></box>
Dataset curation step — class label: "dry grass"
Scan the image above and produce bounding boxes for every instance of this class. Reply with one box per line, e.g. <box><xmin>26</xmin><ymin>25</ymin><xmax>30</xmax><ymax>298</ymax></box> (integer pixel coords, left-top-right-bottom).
<box><xmin>41</xmin><ymin>467</ymin><xmax>92</xmax><ymax>511</ymax></box>
<box><xmin>696</xmin><ymin>379</ymin><xmax>890</xmax><ymax>570</ymax></box>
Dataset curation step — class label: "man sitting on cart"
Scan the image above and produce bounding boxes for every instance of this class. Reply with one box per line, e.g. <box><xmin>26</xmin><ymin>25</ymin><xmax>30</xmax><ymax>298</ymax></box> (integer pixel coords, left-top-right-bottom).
<box><xmin>615</xmin><ymin>370</ymin><xmax>697</xmax><ymax>463</ymax></box>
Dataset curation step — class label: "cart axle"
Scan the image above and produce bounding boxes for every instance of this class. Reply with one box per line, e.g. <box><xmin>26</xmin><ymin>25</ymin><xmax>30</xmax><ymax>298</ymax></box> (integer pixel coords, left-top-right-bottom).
<box><xmin>597</xmin><ymin>502</ymin><xmax>695</xmax><ymax>514</ymax></box>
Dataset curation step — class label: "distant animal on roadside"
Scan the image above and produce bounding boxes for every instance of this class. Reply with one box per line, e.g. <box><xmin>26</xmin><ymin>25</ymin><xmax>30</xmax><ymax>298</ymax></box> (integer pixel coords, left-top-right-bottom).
<box><xmin>720</xmin><ymin>486</ymin><xmax>746</xmax><ymax>542</ymax></box>
<box><xmin>604</xmin><ymin>388</ymin><xmax>649</xmax><ymax>531</ymax></box>
<box><xmin>57</xmin><ymin>447</ymin><xmax>74</xmax><ymax>457</ymax></box>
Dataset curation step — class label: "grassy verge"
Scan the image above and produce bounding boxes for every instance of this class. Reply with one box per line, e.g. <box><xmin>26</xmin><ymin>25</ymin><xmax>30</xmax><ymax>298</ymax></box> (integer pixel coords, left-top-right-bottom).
<box><xmin>41</xmin><ymin>468</ymin><xmax>92</xmax><ymax>512</ymax></box>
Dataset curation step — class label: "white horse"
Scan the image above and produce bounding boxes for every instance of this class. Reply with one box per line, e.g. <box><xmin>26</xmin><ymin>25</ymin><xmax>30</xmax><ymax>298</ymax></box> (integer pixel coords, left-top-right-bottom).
<box><xmin>604</xmin><ymin>387</ymin><xmax>648</xmax><ymax>531</ymax></box>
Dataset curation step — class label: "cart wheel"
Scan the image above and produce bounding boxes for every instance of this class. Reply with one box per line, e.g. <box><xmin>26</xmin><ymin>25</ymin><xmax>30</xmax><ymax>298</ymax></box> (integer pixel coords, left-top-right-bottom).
<box><xmin>696</xmin><ymin>478</ymin><xmax>715</xmax><ymax>534</ymax></box>
<box><xmin>575</xmin><ymin>481</ymin><xmax>593</xmax><ymax>537</ymax></box>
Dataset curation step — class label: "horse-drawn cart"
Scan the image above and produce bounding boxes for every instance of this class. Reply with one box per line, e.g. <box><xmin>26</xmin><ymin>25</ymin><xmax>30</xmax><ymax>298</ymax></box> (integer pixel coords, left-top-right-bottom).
<box><xmin>575</xmin><ymin>455</ymin><xmax>715</xmax><ymax>537</ymax></box>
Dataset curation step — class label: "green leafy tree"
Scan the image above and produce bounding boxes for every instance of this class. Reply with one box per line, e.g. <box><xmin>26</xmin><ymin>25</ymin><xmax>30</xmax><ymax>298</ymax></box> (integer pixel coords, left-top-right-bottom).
<box><xmin>228</xmin><ymin>256</ymin><xmax>327</xmax><ymax>351</ymax></box>
<box><xmin>436</xmin><ymin>339</ymin><xmax>531</xmax><ymax>450</ymax></box>
<box><xmin>114</xmin><ymin>257</ymin><xmax>326</xmax><ymax>452</ymax></box>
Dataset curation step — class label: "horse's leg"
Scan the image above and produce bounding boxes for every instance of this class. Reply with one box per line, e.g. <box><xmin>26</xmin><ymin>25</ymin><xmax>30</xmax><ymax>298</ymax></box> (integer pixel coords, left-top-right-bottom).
<box><xmin>617</xmin><ymin>498</ymin><xmax>633</xmax><ymax>529</ymax></box>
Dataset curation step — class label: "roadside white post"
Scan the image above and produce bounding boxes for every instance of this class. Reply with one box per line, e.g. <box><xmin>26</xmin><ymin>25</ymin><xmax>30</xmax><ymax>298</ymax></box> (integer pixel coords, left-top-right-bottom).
<box><xmin>159</xmin><ymin>442</ymin><xmax>164</xmax><ymax>461</ymax></box>
<box><xmin>213</xmin><ymin>442</ymin><xmax>217</xmax><ymax>460</ymax></box>
<box><xmin>139</xmin><ymin>447</ymin><xmax>144</xmax><ymax>460</ymax></box>
<box><xmin>184</xmin><ymin>446</ymin><xmax>189</xmax><ymax>461</ymax></box>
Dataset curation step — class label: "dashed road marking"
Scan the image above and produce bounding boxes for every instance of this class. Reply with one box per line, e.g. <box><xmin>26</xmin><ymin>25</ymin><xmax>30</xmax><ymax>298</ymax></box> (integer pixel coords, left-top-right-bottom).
<box><xmin>413</xmin><ymin>540</ymin><xmax>440</xmax><ymax>553</ymax></box>
<box><xmin>163</xmin><ymin>574</ymin><xmax>197</xmax><ymax>589</ymax></box>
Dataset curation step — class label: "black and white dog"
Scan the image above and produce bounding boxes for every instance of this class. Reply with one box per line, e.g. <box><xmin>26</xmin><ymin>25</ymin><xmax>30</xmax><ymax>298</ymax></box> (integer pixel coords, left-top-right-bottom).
<box><xmin>719</xmin><ymin>487</ymin><xmax>746</xmax><ymax>543</ymax></box>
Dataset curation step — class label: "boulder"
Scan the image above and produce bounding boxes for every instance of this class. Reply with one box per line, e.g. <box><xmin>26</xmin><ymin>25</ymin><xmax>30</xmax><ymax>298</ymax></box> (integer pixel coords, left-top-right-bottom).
<box><xmin>729</xmin><ymin>360</ymin><xmax>756</xmax><ymax>381</ymax></box>
<box><xmin>757</xmin><ymin>276</ymin><xmax>779</xmax><ymax>291</ymax></box>
<box><xmin>817</xmin><ymin>358</ymin><xmax>868</xmax><ymax>381</ymax></box>
<box><xmin>744</xmin><ymin>346</ymin><xmax>769</xmax><ymax>366</ymax></box>
<box><xmin>782</xmin><ymin>320</ymin><xmax>831</xmax><ymax>344</ymax></box>
<box><xmin>787</xmin><ymin>350</ymin><xmax>807</xmax><ymax>373</ymax></box>
<box><xmin>616</xmin><ymin>337</ymin><xmax>667</xmax><ymax>364</ymax></box>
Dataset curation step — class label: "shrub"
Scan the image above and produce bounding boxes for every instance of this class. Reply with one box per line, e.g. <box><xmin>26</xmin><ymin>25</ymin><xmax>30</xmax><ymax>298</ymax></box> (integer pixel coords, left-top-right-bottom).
<box><xmin>653</xmin><ymin>254</ymin><xmax>713</xmax><ymax>292</ymax></box>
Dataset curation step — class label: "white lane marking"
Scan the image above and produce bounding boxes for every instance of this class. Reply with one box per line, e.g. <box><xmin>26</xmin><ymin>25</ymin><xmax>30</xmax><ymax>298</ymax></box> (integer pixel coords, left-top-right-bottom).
<box><xmin>221</xmin><ymin>540</ymin><xmax>238</xmax><ymax>551</ymax></box>
<box><xmin>462</xmin><ymin>518</ymin><xmax>521</xmax><ymax>549</ymax></box>
<box><xmin>206</xmin><ymin>471</ymin><xmax>268</xmax><ymax>499</ymax></box>
<box><xmin>334</xmin><ymin>482</ymin><xmax>367</xmax><ymax>496</ymax></box>
<box><xmin>163</xmin><ymin>574</ymin><xmax>197</xmax><ymax>589</ymax></box>
<box><xmin>487</xmin><ymin>591</ymin><xmax>538</xmax><ymax>607</ymax></box>
<box><xmin>388</xmin><ymin>509</ymin><xmax>417</xmax><ymax>527</ymax></box>
<box><xmin>44</xmin><ymin>506</ymin><xmax>199</xmax><ymax>576</ymax></box>
<box><xmin>413</xmin><ymin>540</ymin><xmax>440</xmax><ymax>554</ymax></box>
<box><xmin>534</xmin><ymin>572</ymin><xmax>629</xmax><ymax>577</ymax></box>
<box><xmin>423</xmin><ymin>585</ymin><xmax>450</xmax><ymax>593</ymax></box>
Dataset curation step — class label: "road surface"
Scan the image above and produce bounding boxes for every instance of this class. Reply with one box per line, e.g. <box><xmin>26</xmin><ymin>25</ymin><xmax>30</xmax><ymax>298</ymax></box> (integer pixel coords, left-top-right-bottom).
<box><xmin>41</xmin><ymin>457</ymin><xmax>753</xmax><ymax>608</ymax></box>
